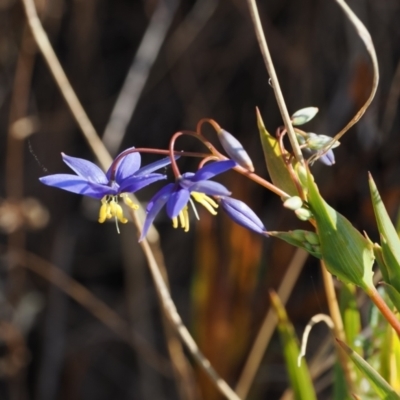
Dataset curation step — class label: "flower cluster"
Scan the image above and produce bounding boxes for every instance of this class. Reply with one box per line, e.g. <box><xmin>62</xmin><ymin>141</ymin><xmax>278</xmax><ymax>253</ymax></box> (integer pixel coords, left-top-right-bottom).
<box><xmin>40</xmin><ymin>109</ymin><xmax>339</xmax><ymax>239</ymax></box>
<box><xmin>40</xmin><ymin>146</ymin><xmax>267</xmax><ymax>239</ymax></box>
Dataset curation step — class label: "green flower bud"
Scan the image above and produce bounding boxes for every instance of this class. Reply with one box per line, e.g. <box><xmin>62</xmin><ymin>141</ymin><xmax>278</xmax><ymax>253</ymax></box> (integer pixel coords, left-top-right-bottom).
<box><xmin>291</xmin><ymin>107</ymin><xmax>319</xmax><ymax>126</ymax></box>
<box><xmin>295</xmin><ymin>208</ymin><xmax>313</xmax><ymax>221</ymax></box>
<box><xmin>283</xmin><ymin>196</ymin><xmax>303</xmax><ymax>210</ymax></box>
<box><xmin>312</xmin><ymin>245</ymin><xmax>322</xmax><ymax>257</ymax></box>
<box><xmin>307</xmin><ymin>133</ymin><xmax>339</xmax><ymax>151</ymax></box>
<box><xmin>304</xmin><ymin>231</ymin><xmax>320</xmax><ymax>245</ymax></box>
<box><xmin>290</xmin><ymin>229</ymin><xmax>307</xmax><ymax>242</ymax></box>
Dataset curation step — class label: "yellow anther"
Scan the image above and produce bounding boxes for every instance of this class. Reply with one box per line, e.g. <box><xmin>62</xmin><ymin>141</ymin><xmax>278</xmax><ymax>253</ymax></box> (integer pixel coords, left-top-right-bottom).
<box><xmin>120</xmin><ymin>193</ymin><xmax>139</xmax><ymax>210</ymax></box>
<box><xmin>116</xmin><ymin>204</ymin><xmax>128</xmax><ymax>223</ymax></box>
<box><xmin>98</xmin><ymin>203</ymin><xmax>109</xmax><ymax>223</ymax></box>
<box><xmin>110</xmin><ymin>201</ymin><xmax>128</xmax><ymax>224</ymax></box>
<box><xmin>191</xmin><ymin>192</ymin><xmax>218</xmax><ymax>215</ymax></box>
<box><xmin>172</xmin><ymin>206</ymin><xmax>190</xmax><ymax>231</ymax></box>
<box><xmin>178</xmin><ymin>209</ymin><xmax>186</xmax><ymax>229</ymax></box>
<box><xmin>98</xmin><ymin>195</ymin><xmax>128</xmax><ymax>226</ymax></box>
<box><xmin>183</xmin><ymin>207</ymin><xmax>190</xmax><ymax>232</ymax></box>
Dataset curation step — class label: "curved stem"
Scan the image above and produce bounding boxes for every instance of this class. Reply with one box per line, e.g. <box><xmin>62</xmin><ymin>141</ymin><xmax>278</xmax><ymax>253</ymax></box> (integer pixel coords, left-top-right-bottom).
<box><xmin>109</xmin><ymin>147</ymin><xmax>210</xmax><ymax>181</ymax></box>
<box><xmin>196</xmin><ymin>118</ymin><xmax>222</xmax><ymax>136</ymax></box>
<box><xmin>168</xmin><ymin>130</ymin><xmax>221</xmax><ymax>177</ymax></box>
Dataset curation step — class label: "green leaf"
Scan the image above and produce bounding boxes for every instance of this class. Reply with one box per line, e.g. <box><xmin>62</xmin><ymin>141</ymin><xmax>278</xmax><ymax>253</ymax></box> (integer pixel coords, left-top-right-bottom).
<box><xmin>373</xmin><ymin>243</ymin><xmax>390</xmax><ymax>284</ymax></box>
<box><xmin>307</xmin><ymin>170</ymin><xmax>375</xmax><ymax>290</ymax></box>
<box><xmin>337</xmin><ymin>339</ymin><xmax>400</xmax><ymax>400</ymax></box>
<box><xmin>369</xmin><ymin>175</ymin><xmax>400</xmax><ymax>292</ymax></box>
<box><xmin>257</xmin><ymin>108</ymin><xmax>298</xmax><ymax>198</ymax></box>
<box><xmin>268</xmin><ymin>230</ymin><xmax>321</xmax><ymax>259</ymax></box>
<box><xmin>270</xmin><ymin>291</ymin><xmax>317</xmax><ymax>400</ymax></box>
<box><xmin>333</xmin><ymin>361</ymin><xmax>352</xmax><ymax>400</ymax></box>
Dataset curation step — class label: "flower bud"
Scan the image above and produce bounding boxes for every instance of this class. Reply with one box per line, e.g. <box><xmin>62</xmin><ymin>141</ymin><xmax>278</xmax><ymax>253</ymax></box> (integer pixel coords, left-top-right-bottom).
<box><xmin>307</xmin><ymin>133</ymin><xmax>339</xmax><ymax>151</ymax></box>
<box><xmin>219</xmin><ymin>196</ymin><xmax>266</xmax><ymax>235</ymax></box>
<box><xmin>304</xmin><ymin>231</ymin><xmax>320</xmax><ymax>245</ymax></box>
<box><xmin>218</xmin><ymin>129</ymin><xmax>254</xmax><ymax>172</ymax></box>
<box><xmin>290</xmin><ymin>230</ymin><xmax>307</xmax><ymax>242</ymax></box>
<box><xmin>318</xmin><ymin>149</ymin><xmax>335</xmax><ymax>166</ymax></box>
<box><xmin>291</xmin><ymin>107</ymin><xmax>319</xmax><ymax>126</ymax></box>
<box><xmin>295</xmin><ymin>208</ymin><xmax>313</xmax><ymax>221</ymax></box>
<box><xmin>283</xmin><ymin>196</ymin><xmax>303</xmax><ymax>210</ymax></box>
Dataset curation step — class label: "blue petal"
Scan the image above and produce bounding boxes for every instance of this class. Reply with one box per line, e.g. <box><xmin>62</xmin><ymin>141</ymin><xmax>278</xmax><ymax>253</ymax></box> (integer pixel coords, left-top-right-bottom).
<box><xmin>119</xmin><ymin>174</ymin><xmax>167</xmax><ymax>193</ymax></box>
<box><xmin>111</xmin><ymin>148</ymin><xmax>141</xmax><ymax>183</ymax></box>
<box><xmin>146</xmin><ymin>183</ymin><xmax>175</xmax><ymax>214</ymax></box>
<box><xmin>192</xmin><ymin>160</ymin><xmax>236</xmax><ymax>181</ymax></box>
<box><xmin>40</xmin><ymin>174</ymin><xmax>113</xmax><ymax>199</ymax></box>
<box><xmin>318</xmin><ymin>149</ymin><xmax>335</xmax><ymax>166</ymax></box>
<box><xmin>188</xmin><ymin>180</ymin><xmax>231</xmax><ymax>196</ymax></box>
<box><xmin>166</xmin><ymin>187</ymin><xmax>190</xmax><ymax>218</ymax></box>
<box><xmin>220</xmin><ymin>197</ymin><xmax>266</xmax><ymax>234</ymax></box>
<box><xmin>139</xmin><ymin>184</ymin><xmax>174</xmax><ymax>241</ymax></box>
<box><xmin>62</xmin><ymin>153</ymin><xmax>107</xmax><ymax>184</ymax></box>
<box><xmin>134</xmin><ymin>156</ymin><xmax>177</xmax><ymax>177</ymax></box>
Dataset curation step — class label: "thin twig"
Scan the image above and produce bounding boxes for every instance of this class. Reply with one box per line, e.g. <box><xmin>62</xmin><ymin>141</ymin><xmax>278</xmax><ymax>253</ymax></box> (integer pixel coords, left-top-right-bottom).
<box><xmin>297</xmin><ymin>314</ymin><xmax>334</xmax><ymax>367</ymax></box>
<box><xmin>235</xmin><ymin>248</ymin><xmax>308</xmax><ymax>399</ymax></box>
<box><xmin>130</xmin><ymin>210</ymin><xmax>242</xmax><ymax>400</ymax></box>
<box><xmin>102</xmin><ymin>0</ymin><xmax>179</xmax><ymax>155</ymax></box>
<box><xmin>246</xmin><ymin>0</ymin><xmax>304</xmax><ymax>165</ymax></box>
<box><xmin>7</xmin><ymin>248</ymin><xmax>171</xmax><ymax>376</ymax></box>
<box><xmin>22</xmin><ymin>1</ymin><xmax>203</xmax><ymax>396</ymax></box>
<box><xmin>21</xmin><ymin>0</ymin><xmax>112</xmax><ymax>169</ymax></box>
<box><xmin>316</xmin><ymin>0</ymin><xmax>379</xmax><ymax>157</ymax></box>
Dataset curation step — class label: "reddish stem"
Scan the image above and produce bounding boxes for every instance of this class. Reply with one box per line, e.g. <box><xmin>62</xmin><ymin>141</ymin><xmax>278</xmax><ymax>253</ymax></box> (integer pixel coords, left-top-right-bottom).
<box><xmin>367</xmin><ymin>285</ymin><xmax>400</xmax><ymax>336</ymax></box>
<box><xmin>168</xmin><ymin>130</ymin><xmax>221</xmax><ymax>177</ymax></box>
<box><xmin>196</xmin><ymin>118</ymin><xmax>222</xmax><ymax>136</ymax></box>
<box><xmin>233</xmin><ymin>165</ymin><xmax>289</xmax><ymax>199</ymax></box>
<box><xmin>109</xmin><ymin>147</ymin><xmax>209</xmax><ymax>181</ymax></box>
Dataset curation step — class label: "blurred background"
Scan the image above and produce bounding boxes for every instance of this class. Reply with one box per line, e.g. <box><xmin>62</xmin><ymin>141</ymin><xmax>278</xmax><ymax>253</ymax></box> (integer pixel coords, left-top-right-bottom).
<box><xmin>0</xmin><ymin>0</ymin><xmax>400</xmax><ymax>399</ymax></box>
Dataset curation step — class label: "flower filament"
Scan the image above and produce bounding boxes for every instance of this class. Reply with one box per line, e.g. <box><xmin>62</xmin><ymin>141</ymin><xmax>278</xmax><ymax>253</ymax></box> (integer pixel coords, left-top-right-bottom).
<box><xmin>172</xmin><ymin>192</ymin><xmax>218</xmax><ymax>232</ymax></box>
<box><xmin>98</xmin><ymin>193</ymin><xmax>139</xmax><ymax>225</ymax></box>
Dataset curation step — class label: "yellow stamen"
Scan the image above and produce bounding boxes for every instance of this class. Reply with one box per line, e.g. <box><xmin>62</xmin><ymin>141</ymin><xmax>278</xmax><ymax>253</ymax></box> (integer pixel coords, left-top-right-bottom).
<box><xmin>120</xmin><ymin>193</ymin><xmax>139</xmax><ymax>210</ymax></box>
<box><xmin>110</xmin><ymin>202</ymin><xmax>128</xmax><ymax>224</ymax></box>
<box><xmin>191</xmin><ymin>192</ymin><xmax>218</xmax><ymax>215</ymax></box>
<box><xmin>182</xmin><ymin>207</ymin><xmax>190</xmax><ymax>232</ymax></box>
<box><xmin>98</xmin><ymin>195</ymin><xmax>128</xmax><ymax>226</ymax></box>
<box><xmin>98</xmin><ymin>203</ymin><xmax>109</xmax><ymax>223</ymax></box>
<box><xmin>178</xmin><ymin>208</ymin><xmax>186</xmax><ymax>229</ymax></box>
<box><xmin>172</xmin><ymin>206</ymin><xmax>190</xmax><ymax>231</ymax></box>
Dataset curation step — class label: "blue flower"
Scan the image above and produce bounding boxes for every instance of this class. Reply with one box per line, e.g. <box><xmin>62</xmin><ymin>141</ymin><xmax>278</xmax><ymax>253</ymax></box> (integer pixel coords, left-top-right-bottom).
<box><xmin>218</xmin><ymin>196</ymin><xmax>267</xmax><ymax>235</ymax></box>
<box><xmin>40</xmin><ymin>149</ymin><xmax>170</xmax><ymax>225</ymax></box>
<box><xmin>140</xmin><ymin>160</ymin><xmax>236</xmax><ymax>240</ymax></box>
